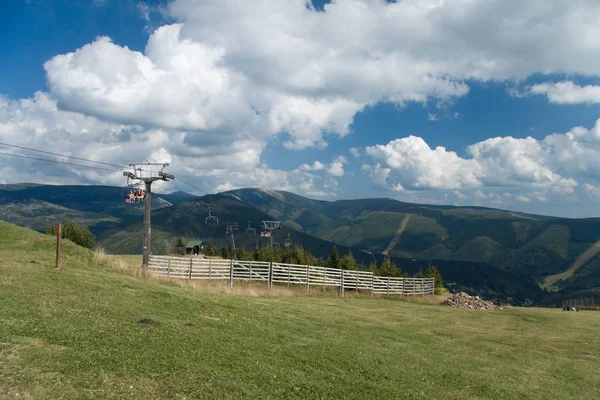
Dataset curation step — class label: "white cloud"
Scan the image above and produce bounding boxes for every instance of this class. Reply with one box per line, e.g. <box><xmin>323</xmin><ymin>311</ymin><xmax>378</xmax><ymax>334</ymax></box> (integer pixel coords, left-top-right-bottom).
<box><xmin>428</xmin><ymin>113</ymin><xmax>438</xmax><ymax>121</ymax></box>
<box><xmin>326</xmin><ymin>162</ymin><xmax>344</xmax><ymax>177</ymax></box>
<box><xmin>4</xmin><ymin>0</ymin><xmax>600</xmax><ymax>206</ymax></box>
<box><xmin>529</xmin><ymin>81</ymin><xmax>600</xmax><ymax>104</ymax></box>
<box><xmin>44</xmin><ymin>0</ymin><xmax>600</xmax><ymax>154</ymax></box>
<box><xmin>334</xmin><ymin>155</ymin><xmax>348</xmax><ymax>164</ymax></box>
<box><xmin>349</xmin><ymin>147</ymin><xmax>361</xmax><ymax>158</ymax></box>
<box><xmin>299</xmin><ymin>161</ymin><xmax>325</xmax><ymax>171</ymax></box>
<box><xmin>365</xmin><ymin>119</ymin><xmax>600</xmax><ymax>195</ymax></box>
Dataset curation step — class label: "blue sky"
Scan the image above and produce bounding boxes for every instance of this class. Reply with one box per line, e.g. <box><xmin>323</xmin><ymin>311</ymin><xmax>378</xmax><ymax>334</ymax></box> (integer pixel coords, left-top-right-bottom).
<box><xmin>2</xmin><ymin>0</ymin><xmax>600</xmax><ymax>217</ymax></box>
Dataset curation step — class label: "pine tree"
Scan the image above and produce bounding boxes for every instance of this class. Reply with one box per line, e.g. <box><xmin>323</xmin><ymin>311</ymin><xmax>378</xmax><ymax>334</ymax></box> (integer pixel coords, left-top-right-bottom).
<box><xmin>426</xmin><ymin>265</ymin><xmax>444</xmax><ymax>290</ymax></box>
<box><xmin>327</xmin><ymin>246</ymin><xmax>340</xmax><ymax>269</ymax></box>
<box><xmin>367</xmin><ymin>261</ymin><xmax>379</xmax><ymax>275</ymax></box>
<box><xmin>379</xmin><ymin>256</ymin><xmax>399</xmax><ymax>277</ymax></box>
<box><xmin>413</xmin><ymin>269</ymin><xmax>424</xmax><ymax>278</ymax></box>
<box><xmin>340</xmin><ymin>250</ymin><xmax>358</xmax><ymax>270</ymax></box>
<box><xmin>204</xmin><ymin>242</ymin><xmax>218</xmax><ymax>256</ymax></box>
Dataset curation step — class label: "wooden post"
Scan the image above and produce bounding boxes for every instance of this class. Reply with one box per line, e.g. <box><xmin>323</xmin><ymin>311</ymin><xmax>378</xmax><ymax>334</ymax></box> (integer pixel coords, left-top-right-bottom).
<box><xmin>370</xmin><ymin>273</ymin><xmax>374</xmax><ymax>297</ymax></box>
<box><xmin>287</xmin><ymin>264</ymin><xmax>291</xmax><ymax>287</ymax></box>
<box><xmin>189</xmin><ymin>258</ymin><xmax>193</xmax><ymax>280</ymax></box>
<box><xmin>55</xmin><ymin>223</ymin><xmax>62</xmax><ymax>269</ymax></box>
<box><xmin>340</xmin><ymin>269</ymin><xmax>345</xmax><ymax>297</ymax></box>
<box><xmin>229</xmin><ymin>259</ymin><xmax>234</xmax><ymax>288</ymax></box>
<box><xmin>356</xmin><ymin>272</ymin><xmax>359</xmax><ymax>293</ymax></box>
<box><xmin>387</xmin><ymin>277</ymin><xmax>390</xmax><ymax>296</ymax></box>
<box><xmin>322</xmin><ymin>268</ymin><xmax>326</xmax><ymax>292</ymax></box>
<box><xmin>167</xmin><ymin>260</ymin><xmax>171</xmax><ymax>278</ymax></box>
<box><xmin>268</xmin><ymin>261</ymin><xmax>273</xmax><ymax>290</ymax></box>
<box><xmin>305</xmin><ymin>265</ymin><xmax>310</xmax><ymax>293</ymax></box>
<box><xmin>208</xmin><ymin>258</ymin><xmax>212</xmax><ymax>283</ymax></box>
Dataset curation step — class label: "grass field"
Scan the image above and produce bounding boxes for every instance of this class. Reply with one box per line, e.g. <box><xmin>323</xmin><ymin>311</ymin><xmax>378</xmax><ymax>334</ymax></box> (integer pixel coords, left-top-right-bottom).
<box><xmin>1</xmin><ymin>221</ymin><xmax>599</xmax><ymax>399</ymax></box>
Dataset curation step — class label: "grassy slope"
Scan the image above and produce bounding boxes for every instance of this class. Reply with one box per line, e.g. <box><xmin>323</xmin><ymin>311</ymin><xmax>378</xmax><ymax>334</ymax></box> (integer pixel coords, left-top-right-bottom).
<box><xmin>1</xmin><ymin>222</ymin><xmax>600</xmax><ymax>399</ymax></box>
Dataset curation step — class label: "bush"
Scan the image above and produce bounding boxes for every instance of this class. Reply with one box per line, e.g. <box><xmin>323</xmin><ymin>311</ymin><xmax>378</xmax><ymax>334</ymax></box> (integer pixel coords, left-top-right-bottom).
<box><xmin>45</xmin><ymin>221</ymin><xmax>96</xmax><ymax>249</ymax></box>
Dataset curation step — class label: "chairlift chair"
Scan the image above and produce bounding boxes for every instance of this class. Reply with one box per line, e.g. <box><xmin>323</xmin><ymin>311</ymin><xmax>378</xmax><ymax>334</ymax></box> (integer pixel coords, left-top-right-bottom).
<box><xmin>284</xmin><ymin>233</ymin><xmax>292</xmax><ymax>248</ymax></box>
<box><xmin>205</xmin><ymin>206</ymin><xmax>219</xmax><ymax>227</ymax></box>
<box><xmin>245</xmin><ymin>221</ymin><xmax>256</xmax><ymax>235</ymax></box>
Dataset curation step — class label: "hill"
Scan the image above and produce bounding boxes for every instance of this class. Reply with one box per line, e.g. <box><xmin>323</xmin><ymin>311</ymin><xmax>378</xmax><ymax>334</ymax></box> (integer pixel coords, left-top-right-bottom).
<box><xmin>1</xmin><ymin>220</ymin><xmax>599</xmax><ymax>399</ymax></box>
<box><xmin>100</xmin><ymin>193</ymin><xmax>543</xmax><ymax>303</ymax></box>
<box><xmin>225</xmin><ymin>188</ymin><xmax>600</xmax><ymax>300</ymax></box>
<box><xmin>0</xmin><ymin>184</ymin><xmax>192</xmax><ymax>236</ymax></box>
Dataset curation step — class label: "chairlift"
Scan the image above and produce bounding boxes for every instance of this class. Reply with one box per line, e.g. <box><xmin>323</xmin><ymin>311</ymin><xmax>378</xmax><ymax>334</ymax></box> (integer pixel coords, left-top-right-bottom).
<box><xmin>121</xmin><ymin>177</ymin><xmax>145</xmax><ymax>204</ymax></box>
<box><xmin>245</xmin><ymin>221</ymin><xmax>256</xmax><ymax>235</ymax></box>
<box><xmin>205</xmin><ymin>206</ymin><xmax>219</xmax><ymax>227</ymax></box>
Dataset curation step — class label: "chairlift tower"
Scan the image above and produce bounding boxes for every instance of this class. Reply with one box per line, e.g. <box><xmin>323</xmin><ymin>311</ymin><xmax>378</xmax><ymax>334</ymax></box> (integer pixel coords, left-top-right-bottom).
<box><xmin>123</xmin><ymin>163</ymin><xmax>174</xmax><ymax>267</ymax></box>
<box><xmin>261</xmin><ymin>220</ymin><xmax>281</xmax><ymax>248</ymax></box>
<box><xmin>225</xmin><ymin>223</ymin><xmax>239</xmax><ymax>259</ymax></box>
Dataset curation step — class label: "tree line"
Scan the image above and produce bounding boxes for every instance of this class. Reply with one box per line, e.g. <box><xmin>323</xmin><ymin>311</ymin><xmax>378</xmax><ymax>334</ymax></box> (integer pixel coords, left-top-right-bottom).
<box><xmin>177</xmin><ymin>239</ymin><xmax>443</xmax><ymax>290</ymax></box>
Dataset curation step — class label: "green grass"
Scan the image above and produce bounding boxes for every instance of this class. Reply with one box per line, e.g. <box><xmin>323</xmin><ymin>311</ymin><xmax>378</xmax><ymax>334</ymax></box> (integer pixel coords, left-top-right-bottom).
<box><xmin>1</xmin><ymin>221</ymin><xmax>600</xmax><ymax>399</ymax></box>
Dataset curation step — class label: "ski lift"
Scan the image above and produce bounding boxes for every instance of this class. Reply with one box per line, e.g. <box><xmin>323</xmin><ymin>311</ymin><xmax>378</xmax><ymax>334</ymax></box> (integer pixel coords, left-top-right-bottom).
<box><xmin>121</xmin><ymin>177</ymin><xmax>145</xmax><ymax>204</ymax></box>
<box><xmin>260</xmin><ymin>231</ymin><xmax>272</xmax><ymax>238</ymax></box>
<box><xmin>284</xmin><ymin>233</ymin><xmax>292</xmax><ymax>248</ymax></box>
<box><xmin>205</xmin><ymin>206</ymin><xmax>219</xmax><ymax>227</ymax></box>
<box><xmin>245</xmin><ymin>221</ymin><xmax>256</xmax><ymax>235</ymax></box>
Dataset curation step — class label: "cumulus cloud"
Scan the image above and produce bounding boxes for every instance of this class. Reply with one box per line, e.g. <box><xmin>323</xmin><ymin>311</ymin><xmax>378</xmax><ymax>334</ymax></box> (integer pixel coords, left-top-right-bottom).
<box><xmin>349</xmin><ymin>147</ymin><xmax>361</xmax><ymax>158</ymax></box>
<box><xmin>528</xmin><ymin>81</ymin><xmax>600</xmax><ymax>104</ymax></box>
<box><xmin>428</xmin><ymin>113</ymin><xmax>438</xmax><ymax>121</ymax></box>
<box><xmin>4</xmin><ymin>0</ymin><xmax>600</xmax><ymax>205</ymax></box>
<box><xmin>365</xmin><ymin>119</ymin><xmax>600</xmax><ymax>195</ymax></box>
<box><xmin>299</xmin><ymin>161</ymin><xmax>325</xmax><ymax>171</ymax></box>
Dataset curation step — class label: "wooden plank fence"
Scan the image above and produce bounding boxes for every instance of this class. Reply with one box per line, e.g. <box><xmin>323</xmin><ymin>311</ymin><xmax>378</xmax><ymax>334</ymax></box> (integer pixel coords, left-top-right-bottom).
<box><xmin>148</xmin><ymin>255</ymin><xmax>435</xmax><ymax>296</ymax></box>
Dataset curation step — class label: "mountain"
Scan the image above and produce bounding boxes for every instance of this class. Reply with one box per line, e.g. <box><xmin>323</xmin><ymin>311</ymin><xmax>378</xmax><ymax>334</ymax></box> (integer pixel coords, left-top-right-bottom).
<box><xmin>98</xmin><ymin>193</ymin><xmax>543</xmax><ymax>303</ymax></box>
<box><xmin>0</xmin><ymin>184</ymin><xmax>192</xmax><ymax>236</ymax></box>
<box><xmin>225</xmin><ymin>188</ymin><xmax>600</xmax><ymax>301</ymax></box>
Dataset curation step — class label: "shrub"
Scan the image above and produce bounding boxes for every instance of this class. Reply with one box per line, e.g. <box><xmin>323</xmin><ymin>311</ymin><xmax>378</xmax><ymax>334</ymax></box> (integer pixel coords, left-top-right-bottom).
<box><xmin>45</xmin><ymin>221</ymin><xmax>96</xmax><ymax>249</ymax></box>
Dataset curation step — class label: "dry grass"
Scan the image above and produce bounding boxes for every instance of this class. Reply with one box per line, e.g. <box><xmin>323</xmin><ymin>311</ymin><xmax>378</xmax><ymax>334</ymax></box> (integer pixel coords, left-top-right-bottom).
<box><xmin>92</xmin><ymin>248</ymin><xmax>145</xmax><ymax>278</ymax></box>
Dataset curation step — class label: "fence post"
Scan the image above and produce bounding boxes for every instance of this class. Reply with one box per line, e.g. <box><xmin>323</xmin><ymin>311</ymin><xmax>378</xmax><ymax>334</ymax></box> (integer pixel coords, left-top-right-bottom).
<box><xmin>250</xmin><ymin>262</ymin><xmax>253</xmax><ymax>280</ymax></box>
<box><xmin>189</xmin><ymin>258</ymin><xmax>193</xmax><ymax>280</ymax></box>
<box><xmin>356</xmin><ymin>272</ymin><xmax>359</xmax><ymax>293</ymax></box>
<box><xmin>167</xmin><ymin>260</ymin><xmax>171</xmax><ymax>278</ymax></box>
<box><xmin>340</xmin><ymin>269</ymin><xmax>345</xmax><ymax>297</ymax></box>
<box><xmin>322</xmin><ymin>268</ymin><xmax>326</xmax><ymax>293</ymax></box>
<box><xmin>229</xmin><ymin>259</ymin><xmax>234</xmax><ymax>288</ymax></box>
<box><xmin>370</xmin><ymin>273</ymin><xmax>374</xmax><ymax>297</ymax></box>
<box><xmin>287</xmin><ymin>264</ymin><xmax>291</xmax><ymax>287</ymax></box>
<box><xmin>55</xmin><ymin>222</ymin><xmax>62</xmax><ymax>269</ymax></box>
<box><xmin>208</xmin><ymin>258</ymin><xmax>212</xmax><ymax>283</ymax></box>
<box><xmin>387</xmin><ymin>277</ymin><xmax>390</xmax><ymax>296</ymax></box>
<box><xmin>306</xmin><ymin>265</ymin><xmax>310</xmax><ymax>293</ymax></box>
<box><xmin>268</xmin><ymin>261</ymin><xmax>273</xmax><ymax>290</ymax></box>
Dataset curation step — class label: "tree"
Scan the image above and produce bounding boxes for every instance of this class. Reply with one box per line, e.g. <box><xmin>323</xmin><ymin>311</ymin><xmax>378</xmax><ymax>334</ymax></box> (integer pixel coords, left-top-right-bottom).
<box><xmin>339</xmin><ymin>250</ymin><xmax>358</xmax><ymax>270</ymax></box>
<box><xmin>46</xmin><ymin>221</ymin><xmax>96</xmax><ymax>249</ymax></box>
<box><xmin>327</xmin><ymin>246</ymin><xmax>340</xmax><ymax>269</ymax></box>
<box><xmin>367</xmin><ymin>261</ymin><xmax>379</xmax><ymax>275</ymax></box>
<box><xmin>204</xmin><ymin>242</ymin><xmax>218</xmax><ymax>256</ymax></box>
<box><xmin>426</xmin><ymin>265</ymin><xmax>444</xmax><ymax>291</ymax></box>
<box><xmin>174</xmin><ymin>237</ymin><xmax>186</xmax><ymax>255</ymax></box>
<box><xmin>221</xmin><ymin>246</ymin><xmax>230</xmax><ymax>259</ymax></box>
<box><xmin>379</xmin><ymin>256</ymin><xmax>399</xmax><ymax>277</ymax></box>
<box><xmin>413</xmin><ymin>269</ymin><xmax>424</xmax><ymax>278</ymax></box>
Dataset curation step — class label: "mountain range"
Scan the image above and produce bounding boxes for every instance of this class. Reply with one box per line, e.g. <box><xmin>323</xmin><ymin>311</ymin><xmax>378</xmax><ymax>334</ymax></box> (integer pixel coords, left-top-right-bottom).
<box><xmin>1</xmin><ymin>183</ymin><xmax>599</xmax><ymax>304</ymax></box>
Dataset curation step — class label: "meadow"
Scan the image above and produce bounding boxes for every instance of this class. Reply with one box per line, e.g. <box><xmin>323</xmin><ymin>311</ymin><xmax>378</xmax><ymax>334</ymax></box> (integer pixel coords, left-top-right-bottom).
<box><xmin>1</xmin><ymin>221</ymin><xmax>599</xmax><ymax>399</ymax></box>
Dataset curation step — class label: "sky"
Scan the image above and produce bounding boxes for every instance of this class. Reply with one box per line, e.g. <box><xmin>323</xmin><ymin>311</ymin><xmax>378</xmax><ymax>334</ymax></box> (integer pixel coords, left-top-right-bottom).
<box><xmin>2</xmin><ymin>0</ymin><xmax>600</xmax><ymax>218</ymax></box>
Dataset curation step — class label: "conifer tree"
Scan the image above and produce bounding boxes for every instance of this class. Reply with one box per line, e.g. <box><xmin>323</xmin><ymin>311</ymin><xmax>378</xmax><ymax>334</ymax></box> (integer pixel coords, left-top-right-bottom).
<box><xmin>327</xmin><ymin>246</ymin><xmax>340</xmax><ymax>269</ymax></box>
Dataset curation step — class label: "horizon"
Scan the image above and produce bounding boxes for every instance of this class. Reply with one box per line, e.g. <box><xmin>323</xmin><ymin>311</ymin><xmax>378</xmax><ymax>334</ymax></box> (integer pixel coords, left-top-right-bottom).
<box><xmin>2</xmin><ymin>1</ymin><xmax>600</xmax><ymax>218</ymax></box>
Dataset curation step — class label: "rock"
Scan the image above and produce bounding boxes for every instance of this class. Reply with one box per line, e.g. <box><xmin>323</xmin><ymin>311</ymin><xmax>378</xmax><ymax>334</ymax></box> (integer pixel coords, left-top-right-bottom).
<box><xmin>442</xmin><ymin>292</ymin><xmax>500</xmax><ymax>310</ymax></box>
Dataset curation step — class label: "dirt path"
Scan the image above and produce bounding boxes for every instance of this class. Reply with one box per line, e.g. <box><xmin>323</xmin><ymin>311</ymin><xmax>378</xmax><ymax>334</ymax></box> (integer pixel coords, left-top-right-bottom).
<box><xmin>382</xmin><ymin>214</ymin><xmax>412</xmax><ymax>256</ymax></box>
<box><xmin>541</xmin><ymin>239</ymin><xmax>600</xmax><ymax>289</ymax></box>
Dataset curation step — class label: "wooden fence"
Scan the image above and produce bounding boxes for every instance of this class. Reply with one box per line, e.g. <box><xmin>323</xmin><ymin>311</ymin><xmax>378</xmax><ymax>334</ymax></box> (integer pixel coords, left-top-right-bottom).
<box><xmin>148</xmin><ymin>255</ymin><xmax>435</xmax><ymax>296</ymax></box>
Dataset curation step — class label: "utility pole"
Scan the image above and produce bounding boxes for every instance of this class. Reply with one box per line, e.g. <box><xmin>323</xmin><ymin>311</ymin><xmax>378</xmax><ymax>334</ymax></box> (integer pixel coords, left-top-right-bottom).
<box><xmin>225</xmin><ymin>223</ymin><xmax>239</xmax><ymax>259</ymax></box>
<box><xmin>124</xmin><ymin>163</ymin><xmax>174</xmax><ymax>267</ymax></box>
